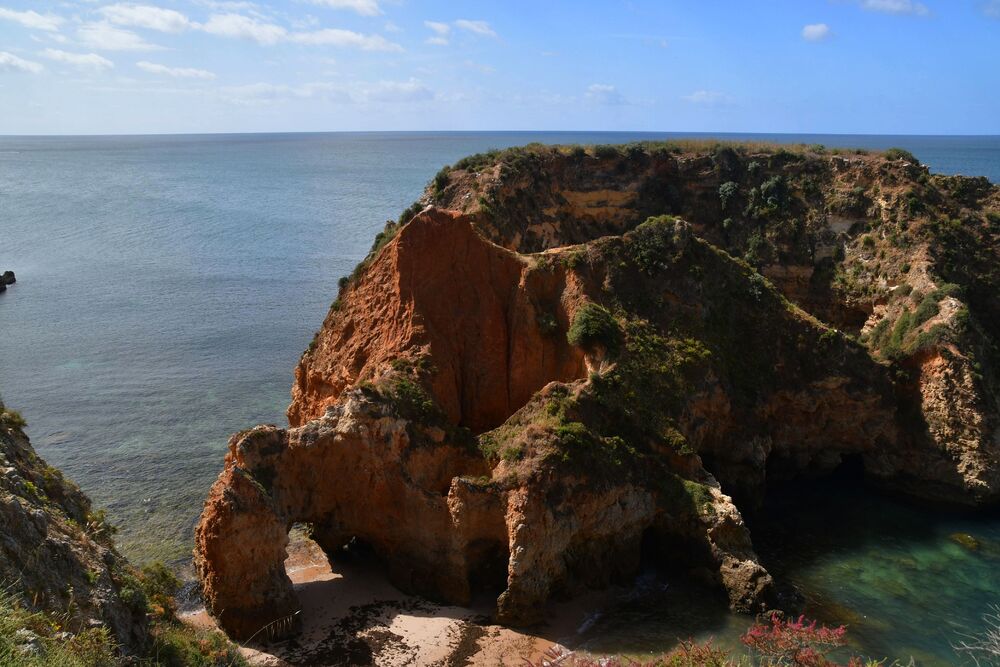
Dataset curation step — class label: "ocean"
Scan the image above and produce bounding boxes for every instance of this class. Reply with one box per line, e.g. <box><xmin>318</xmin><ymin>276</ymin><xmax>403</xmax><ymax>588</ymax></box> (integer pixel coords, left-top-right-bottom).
<box><xmin>2</xmin><ymin>131</ymin><xmax>999</xmax><ymax>663</ymax></box>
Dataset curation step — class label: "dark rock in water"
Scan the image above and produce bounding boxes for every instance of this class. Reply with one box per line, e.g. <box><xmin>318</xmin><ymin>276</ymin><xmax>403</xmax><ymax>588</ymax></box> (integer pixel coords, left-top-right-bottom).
<box><xmin>950</xmin><ymin>532</ymin><xmax>980</xmax><ymax>551</ymax></box>
<box><xmin>0</xmin><ymin>281</ymin><xmax>5</xmax><ymax>293</ymax></box>
<box><xmin>1</xmin><ymin>271</ymin><xmax>14</xmax><ymax>285</ymax></box>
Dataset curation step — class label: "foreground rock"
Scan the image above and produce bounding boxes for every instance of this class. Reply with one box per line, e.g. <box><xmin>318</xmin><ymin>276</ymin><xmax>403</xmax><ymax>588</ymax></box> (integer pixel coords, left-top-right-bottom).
<box><xmin>197</xmin><ymin>143</ymin><xmax>1000</xmax><ymax>641</ymax></box>
<box><xmin>0</xmin><ymin>400</ymin><xmax>148</xmax><ymax>653</ymax></box>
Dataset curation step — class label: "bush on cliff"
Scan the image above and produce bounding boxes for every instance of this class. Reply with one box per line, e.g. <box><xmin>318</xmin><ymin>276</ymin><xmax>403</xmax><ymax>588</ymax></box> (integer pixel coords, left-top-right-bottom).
<box><xmin>884</xmin><ymin>147</ymin><xmax>919</xmax><ymax>164</ymax></box>
<box><xmin>567</xmin><ymin>303</ymin><xmax>621</xmax><ymax>355</ymax></box>
<box><xmin>0</xmin><ymin>408</ymin><xmax>27</xmax><ymax>430</ymax></box>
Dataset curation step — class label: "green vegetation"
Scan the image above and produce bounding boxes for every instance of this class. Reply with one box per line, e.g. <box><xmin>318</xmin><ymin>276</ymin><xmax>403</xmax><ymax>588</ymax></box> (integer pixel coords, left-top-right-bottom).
<box><xmin>913</xmin><ymin>294</ymin><xmax>940</xmax><ymax>327</ymax></box>
<box><xmin>567</xmin><ymin>303</ymin><xmax>621</xmax><ymax>355</ymax></box>
<box><xmin>1</xmin><ymin>408</ymin><xmax>27</xmax><ymax>430</ymax></box>
<box><xmin>386</xmin><ymin>376</ymin><xmax>444</xmax><ymax>424</ymax></box>
<box><xmin>628</xmin><ymin>216</ymin><xmax>681</xmax><ymax>275</ymax></box>
<box><xmin>0</xmin><ymin>571</ymin><xmax>246</xmax><ymax>667</ymax></box>
<box><xmin>0</xmin><ymin>589</ymin><xmax>117</xmax><ymax>667</ymax></box>
<box><xmin>884</xmin><ymin>147</ymin><xmax>919</xmax><ymax>164</ymax></box>
<box><xmin>719</xmin><ymin>181</ymin><xmax>739</xmax><ymax>211</ymax></box>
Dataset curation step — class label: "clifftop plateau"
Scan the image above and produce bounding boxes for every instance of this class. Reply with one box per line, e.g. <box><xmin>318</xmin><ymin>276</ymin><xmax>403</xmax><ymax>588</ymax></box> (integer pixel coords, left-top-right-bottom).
<box><xmin>195</xmin><ymin>141</ymin><xmax>1000</xmax><ymax>642</ymax></box>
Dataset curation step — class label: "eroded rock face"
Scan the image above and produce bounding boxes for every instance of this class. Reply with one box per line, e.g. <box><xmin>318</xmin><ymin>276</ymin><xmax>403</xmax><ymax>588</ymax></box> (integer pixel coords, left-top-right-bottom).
<box><xmin>197</xmin><ymin>391</ymin><xmax>501</xmax><ymax>639</ymax></box>
<box><xmin>289</xmin><ymin>208</ymin><xmax>586</xmax><ymax>433</ymax></box>
<box><xmin>198</xmin><ymin>143</ymin><xmax>1000</xmax><ymax>641</ymax></box>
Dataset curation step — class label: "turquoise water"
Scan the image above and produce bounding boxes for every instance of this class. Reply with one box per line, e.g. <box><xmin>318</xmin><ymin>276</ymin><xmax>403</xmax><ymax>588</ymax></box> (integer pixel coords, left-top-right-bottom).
<box><xmin>1</xmin><ymin>132</ymin><xmax>999</xmax><ymax>660</ymax></box>
<box><xmin>569</xmin><ymin>476</ymin><xmax>1000</xmax><ymax>665</ymax></box>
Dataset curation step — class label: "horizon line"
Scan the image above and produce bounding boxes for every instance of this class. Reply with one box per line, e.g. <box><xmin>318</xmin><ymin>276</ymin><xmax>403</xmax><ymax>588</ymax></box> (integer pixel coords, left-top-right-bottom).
<box><xmin>2</xmin><ymin>130</ymin><xmax>999</xmax><ymax>139</ymax></box>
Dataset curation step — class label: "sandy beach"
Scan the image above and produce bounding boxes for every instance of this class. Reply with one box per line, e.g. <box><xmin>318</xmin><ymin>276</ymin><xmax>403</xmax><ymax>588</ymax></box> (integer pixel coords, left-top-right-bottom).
<box><xmin>181</xmin><ymin>533</ymin><xmax>596</xmax><ymax>666</ymax></box>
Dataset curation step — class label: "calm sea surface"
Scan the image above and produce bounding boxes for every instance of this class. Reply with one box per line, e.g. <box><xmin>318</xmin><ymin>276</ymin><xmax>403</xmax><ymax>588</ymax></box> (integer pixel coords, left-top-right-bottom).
<box><xmin>2</xmin><ymin>132</ymin><xmax>999</xmax><ymax>663</ymax></box>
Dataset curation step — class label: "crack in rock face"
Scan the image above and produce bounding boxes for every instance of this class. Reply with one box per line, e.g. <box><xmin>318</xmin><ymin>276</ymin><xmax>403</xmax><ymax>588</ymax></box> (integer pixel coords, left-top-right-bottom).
<box><xmin>196</xmin><ymin>144</ymin><xmax>1000</xmax><ymax>641</ymax></box>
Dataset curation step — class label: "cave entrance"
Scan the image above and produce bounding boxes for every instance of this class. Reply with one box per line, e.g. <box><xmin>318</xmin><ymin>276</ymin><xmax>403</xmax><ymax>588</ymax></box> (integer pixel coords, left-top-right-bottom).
<box><xmin>282</xmin><ymin>524</ymin><xmax>335</xmax><ymax>584</ymax></box>
<box><xmin>465</xmin><ymin>539</ymin><xmax>510</xmax><ymax>599</ymax></box>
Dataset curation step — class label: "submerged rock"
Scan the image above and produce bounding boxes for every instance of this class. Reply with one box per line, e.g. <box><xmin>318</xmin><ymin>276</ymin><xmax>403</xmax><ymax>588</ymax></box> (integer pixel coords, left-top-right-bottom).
<box><xmin>196</xmin><ymin>142</ymin><xmax>1000</xmax><ymax>641</ymax></box>
<box><xmin>949</xmin><ymin>532</ymin><xmax>981</xmax><ymax>551</ymax></box>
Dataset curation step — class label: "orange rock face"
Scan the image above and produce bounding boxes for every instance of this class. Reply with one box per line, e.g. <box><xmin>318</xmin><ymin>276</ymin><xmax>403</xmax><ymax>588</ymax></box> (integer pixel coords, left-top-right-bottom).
<box><xmin>289</xmin><ymin>208</ymin><xmax>586</xmax><ymax>432</ymax></box>
<box><xmin>195</xmin><ymin>393</ymin><xmax>500</xmax><ymax>640</ymax></box>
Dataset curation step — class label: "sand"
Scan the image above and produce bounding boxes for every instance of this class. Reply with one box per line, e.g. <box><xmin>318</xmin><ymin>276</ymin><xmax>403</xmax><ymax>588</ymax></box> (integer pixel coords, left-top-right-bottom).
<box><xmin>180</xmin><ymin>533</ymin><xmax>601</xmax><ymax>666</ymax></box>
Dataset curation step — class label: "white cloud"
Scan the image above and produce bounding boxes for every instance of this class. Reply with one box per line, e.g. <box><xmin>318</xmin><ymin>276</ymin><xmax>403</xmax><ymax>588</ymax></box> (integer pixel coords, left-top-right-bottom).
<box><xmin>221</xmin><ymin>78</ymin><xmax>432</xmax><ymax>105</ymax></box>
<box><xmin>137</xmin><ymin>60</ymin><xmax>215</xmax><ymax>79</ymax></box>
<box><xmin>99</xmin><ymin>4</ymin><xmax>194</xmax><ymax>33</ymax></box>
<box><xmin>424</xmin><ymin>20</ymin><xmax>450</xmax><ymax>35</ymax></box>
<box><xmin>365</xmin><ymin>78</ymin><xmax>433</xmax><ymax>102</ymax></box>
<box><xmin>0</xmin><ymin>51</ymin><xmax>44</xmax><ymax>73</ymax></box>
<box><xmin>308</xmin><ymin>0</ymin><xmax>380</xmax><ymax>16</ymax></box>
<box><xmin>425</xmin><ymin>36</ymin><xmax>448</xmax><ymax>46</ymax></box>
<box><xmin>40</xmin><ymin>48</ymin><xmax>114</xmax><ymax>70</ymax></box>
<box><xmin>291</xmin><ymin>28</ymin><xmax>402</xmax><ymax>51</ymax></box>
<box><xmin>77</xmin><ymin>22</ymin><xmax>163</xmax><ymax>50</ymax></box>
<box><xmin>585</xmin><ymin>83</ymin><xmax>624</xmax><ymax>105</ymax></box>
<box><xmin>201</xmin><ymin>13</ymin><xmax>287</xmax><ymax>44</ymax></box>
<box><xmin>0</xmin><ymin>7</ymin><xmax>64</xmax><ymax>32</ymax></box>
<box><xmin>683</xmin><ymin>90</ymin><xmax>733</xmax><ymax>105</ymax></box>
<box><xmin>802</xmin><ymin>23</ymin><xmax>831</xmax><ymax>41</ymax></box>
<box><xmin>383</xmin><ymin>21</ymin><xmax>401</xmax><ymax>33</ymax></box>
<box><xmin>192</xmin><ymin>0</ymin><xmax>257</xmax><ymax>9</ymax></box>
<box><xmin>859</xmin><ymin>0</ymin><xmax>929</xmax><ymax>15</ymax></box>
<box><xmin>454</xmin><ymin>19</ymin><xmax>496</xmax><ymax>38</ymax></box>
<box><xmin>200</xmin><ymin>13</ymin><xmax>401</xmax><ymax>50</ymax></box>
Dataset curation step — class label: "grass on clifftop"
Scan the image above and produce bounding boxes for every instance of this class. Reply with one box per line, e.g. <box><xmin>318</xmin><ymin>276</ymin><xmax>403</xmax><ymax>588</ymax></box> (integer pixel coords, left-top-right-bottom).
<box><xmin>0</xmin><ymin>565</ymin><xmax>247</xmax><ymax>667</ymax></box>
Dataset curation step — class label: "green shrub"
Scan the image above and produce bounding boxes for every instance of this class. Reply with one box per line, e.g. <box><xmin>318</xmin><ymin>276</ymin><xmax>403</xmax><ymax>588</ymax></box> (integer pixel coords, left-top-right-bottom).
<box><xmin>885</xmin><ymin>147</ymin><xmax>919</xmax><ymax>164</ymax></box>
<box><xmin>150</xmin><ymin>623</ymin><xmax>247</xmax><ymax>667</ymax></box>
<box><xmin>930</xmin><ymin>282</ymin><xmax>962</xmax><ymax>300</ymax></box>
<box><xmin>432</xmin><ymin>167</ymin><xmax>450</xmax><ymax>198</ymax></box>
<box><xmin>386</xmin><ymin>377</ymin><xmax>444</xmax><ymax>424</ymax></box>
<box><xmin>719</xmin><ymin>181</ymin><xmax>739</xmax><ymax>211</ymax></box>
<box><xmin>884</xmin><ymin>309</ymin><xmax>915</xmax><ymax>359</ymax></box>
<box><xmin>913</xmin><ymin>295</ymin><xmax>940</xmax><ymax>327</ymax></box>
<box><xmin>567</xmin><ymin>303</ymin><xmax>621</xmax><ymax>355</ymax></box>
<box><xmin>0</xmin><ymin>409</ymin><xmax>27</xmax><ymax>430</ymax></box>
<box><xmin>628</xmin><ymin>216</ymin><xmax>679</xmax><ymax>275</ymax></box>
<box><xmin>139</xmin><ymin>563</ymin><xmax>181</xmax><ymax>620</ymax></box>
<box><xmin>397</xmin><ymin>201</ymin><xmax>423</xmax><ymax>225</ymax></box>
<box><xmin>760</xmin><ymin>175</ymin><xmax>787</xmax><ymax>208</ymax></box>
<box><xmin>593</xmin><ymin>144</ymin><xmax>621</xmax><ymax>160</ymax></box>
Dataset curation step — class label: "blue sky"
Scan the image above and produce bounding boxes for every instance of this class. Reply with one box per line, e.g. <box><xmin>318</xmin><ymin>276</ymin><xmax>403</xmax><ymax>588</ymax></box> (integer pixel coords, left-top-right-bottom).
<box><xmin>0</xmin><ymin>0</ymin><xmax>998</xmax><ymax>135</ymax></box>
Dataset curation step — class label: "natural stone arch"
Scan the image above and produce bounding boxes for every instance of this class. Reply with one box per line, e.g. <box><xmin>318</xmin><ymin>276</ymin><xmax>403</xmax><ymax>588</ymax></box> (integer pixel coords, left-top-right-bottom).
<box><xmin>194</xmin><ymin>393</ymin><xmax>505</xmax><ymax>641</ymax></box>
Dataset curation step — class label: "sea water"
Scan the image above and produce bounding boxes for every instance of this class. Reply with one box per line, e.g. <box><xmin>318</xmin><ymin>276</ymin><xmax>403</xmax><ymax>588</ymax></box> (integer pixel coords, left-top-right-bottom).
<box><xmin>2</xmin><ymin>131</ymin><xmax>999</xmax><ymax>662</ymax></box>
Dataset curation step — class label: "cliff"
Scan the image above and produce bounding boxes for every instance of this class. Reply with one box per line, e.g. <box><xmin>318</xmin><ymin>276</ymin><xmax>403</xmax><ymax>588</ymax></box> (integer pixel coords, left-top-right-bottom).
<box><xmin>0</xmin><ymin>400</ymin><xmax>149</xmax><ymax>655</ymax></box>
<box><xmin>196</xmin><ymin>142</ymin><xmax>1000</xmax><ymax>641</ymax></box>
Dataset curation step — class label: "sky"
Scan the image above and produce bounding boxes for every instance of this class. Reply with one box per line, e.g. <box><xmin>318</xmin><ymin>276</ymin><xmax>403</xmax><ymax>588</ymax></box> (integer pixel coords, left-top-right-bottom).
<box><xmin>0</xmin><ymin>0</ymin><xmax>998</xmax><ymax>135</ymax></box>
